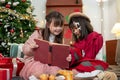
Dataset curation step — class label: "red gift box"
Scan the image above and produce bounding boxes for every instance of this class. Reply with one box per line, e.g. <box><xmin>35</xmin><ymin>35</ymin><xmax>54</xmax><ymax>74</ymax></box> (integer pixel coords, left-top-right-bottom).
<box><xmin>0</xmin><ymin>57</ymin><xmax>24</xmax><ymax>76</ymax></box>
<box><xmin>0</xmin><ymin>57</ymin><xmax>13</xmax><ymax>68</ymax></box>
<box><xmin>0</xmin><ymin>68</ymin><xmax>12</xmax><ymax>80</ymax></box>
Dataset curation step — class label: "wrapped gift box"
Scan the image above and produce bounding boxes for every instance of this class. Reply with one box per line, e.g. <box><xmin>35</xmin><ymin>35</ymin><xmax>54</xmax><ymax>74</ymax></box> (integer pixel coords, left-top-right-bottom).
<box><xmin>0</xmin><ymin>68</ymin><xmax>12</xmax><ymax>80</ymax></box>
<box><xmin>0</xmin><ymin>57</ymin><xmax>24</xmax><ymax>76</ymax></box>
<box><xmin>0</xmin><ymin>57</ymin><xmax>13</xmax><ymax>68</ymax></box>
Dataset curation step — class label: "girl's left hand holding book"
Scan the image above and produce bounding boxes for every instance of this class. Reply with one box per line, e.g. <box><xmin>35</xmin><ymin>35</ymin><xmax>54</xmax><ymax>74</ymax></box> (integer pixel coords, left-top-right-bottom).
<box><xmin>66</xmin><ymin>54</ymin><xmax>72</xmax><ymax>62</ymax></box>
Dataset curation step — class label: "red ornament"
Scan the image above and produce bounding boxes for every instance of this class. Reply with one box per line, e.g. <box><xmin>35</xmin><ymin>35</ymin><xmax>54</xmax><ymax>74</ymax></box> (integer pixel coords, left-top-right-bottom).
<box><xmin>22</xmin><ymin>0</ymin><xmax>26</xmax><ymax>2</ymax></box>
<box><xmin>10</xmin><ymin>29</ymin><xmax>14</xmax><ymax>33</ymax></box>
<box><xmin>64</xmin><ymin>29</ymin><xmax>72</xmax><ymax>39</ymax></box>
<box><xmin>5</xmin><ymin>4</ymin><xmax>11</xmax><ymax>8</ymax></box>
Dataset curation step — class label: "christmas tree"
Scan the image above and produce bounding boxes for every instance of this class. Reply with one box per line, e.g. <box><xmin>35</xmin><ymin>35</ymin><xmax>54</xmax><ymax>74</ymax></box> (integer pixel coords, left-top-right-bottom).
<box><xmin>0</xmin><ymin>0</ymin><xmax>36</xmax><ymax>56</ymax></box>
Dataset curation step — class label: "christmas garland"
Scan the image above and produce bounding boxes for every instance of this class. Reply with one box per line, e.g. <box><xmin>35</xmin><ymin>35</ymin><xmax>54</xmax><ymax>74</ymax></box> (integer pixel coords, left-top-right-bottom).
<box><xmin>0</xmin><ymin>7</ymin><xmax>34</xmax><ymax>20</ymax></box>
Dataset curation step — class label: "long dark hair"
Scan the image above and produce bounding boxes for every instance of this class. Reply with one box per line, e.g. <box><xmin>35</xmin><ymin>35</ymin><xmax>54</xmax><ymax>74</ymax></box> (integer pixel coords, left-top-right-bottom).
<box><xmin>42</xmin><ymin>11</ymin><xmax>64</xmax><ymax>43</ymax></box>
<box><xmin>69</xmin><ymin>16</ymin><xmax>93</xmax><ymax>41</ymax></box>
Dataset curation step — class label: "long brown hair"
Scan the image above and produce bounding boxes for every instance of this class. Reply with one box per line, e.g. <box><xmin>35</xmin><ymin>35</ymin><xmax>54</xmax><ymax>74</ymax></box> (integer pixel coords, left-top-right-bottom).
<box><xmin>69</xmin><ymin>15</ymin><xmax>93</xmax><ymax>42</ymax></box>
<box><xmin>42</xmin><ymin>11</ymin><xmax>64</xmax><ymax>43</ymax></box>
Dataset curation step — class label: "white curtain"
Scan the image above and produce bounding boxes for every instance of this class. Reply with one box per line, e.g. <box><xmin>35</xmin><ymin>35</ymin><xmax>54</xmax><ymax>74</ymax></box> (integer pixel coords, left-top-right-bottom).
<box><xmin>116</xmin><ymin>0</ymin><xmax>120</xmax><ymax>22</ymax></box>
<box><xmin>82</xmin><ymin>0</ymin><xmax>117</xmax><ymax>61</ymax></box>
<box><xmin>31</xmin><ymin>0</ymin><xmax>47</xmax><ymax>28</ymax></box>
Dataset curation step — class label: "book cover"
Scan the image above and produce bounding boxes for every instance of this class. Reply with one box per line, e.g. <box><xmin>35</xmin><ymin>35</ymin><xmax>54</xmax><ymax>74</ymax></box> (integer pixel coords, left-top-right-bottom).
<box><xmin>34</xmin><ymin>39</ymin><xmax>70</xmax><ymax>69</ymax></box>
<box><xmin>51</xmin><ymin>43</ymin><xmax>70</xmax><ymax>69</ymax></box>
<box><xmin>34</xmin><ymin>39</ymin><xmax>51</xmax><ymax>64</ymax></box>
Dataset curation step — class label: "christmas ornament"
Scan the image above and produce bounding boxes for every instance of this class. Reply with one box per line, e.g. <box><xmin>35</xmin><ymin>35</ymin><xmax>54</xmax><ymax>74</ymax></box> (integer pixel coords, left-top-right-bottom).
<box><xmin>22</xmin><ymin>0</ymin><xmax>26</xmax><ymax>2</ymax></box>
<box><xmin>10</xmin><ymin>29</ymin><xmax>14</xmax><ymax>33</ymax></box>
<box><xmin>5</xmin><ymin>4</ymin><xmax>11</xmax><ymax>8</ymax></box>
<box><xmin>65</xmin><ymin>15</ymin><xmax>69</xmax><ymax>23</ymax></box>
<box><xmin>20</xmin><ymin>28</ymin><xmax>24</xmax><ymax>38</ymax></box>
<box><xmin>64</xmin><ymin>29</ymin><xmax>72</xmax><ymax>39</ymax></box>
<box><xmin>13</xmin><ymin>2</ymin><xmax>18</xmax><ymax>6</ymax></box>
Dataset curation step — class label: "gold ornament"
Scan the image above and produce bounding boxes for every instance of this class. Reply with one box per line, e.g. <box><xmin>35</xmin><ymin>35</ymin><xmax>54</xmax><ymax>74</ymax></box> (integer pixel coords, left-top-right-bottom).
<box><xmin>20</xmin><ymin>28</ymin><xmax>23</xmax><ymax>38</ymax></box>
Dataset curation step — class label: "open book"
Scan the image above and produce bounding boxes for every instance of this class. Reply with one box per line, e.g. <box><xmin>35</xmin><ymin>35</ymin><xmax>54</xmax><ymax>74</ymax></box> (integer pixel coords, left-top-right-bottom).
<box><xmin>34</xmin><ymin>39</ymin><xmax>70</xmax><ymax>69</ymax></box>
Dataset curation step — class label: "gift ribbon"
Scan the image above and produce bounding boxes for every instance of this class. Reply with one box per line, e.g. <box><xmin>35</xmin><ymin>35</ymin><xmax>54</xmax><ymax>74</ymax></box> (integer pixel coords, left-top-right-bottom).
<box><xmin>12</xmin><ymin>58</ymin><xmax>18</xmax><ymax>77</ymax></box>
<box><xmin>6</xmin><ymin>68</ymin><xmax>10</xmax><ymax>80</ymax></box>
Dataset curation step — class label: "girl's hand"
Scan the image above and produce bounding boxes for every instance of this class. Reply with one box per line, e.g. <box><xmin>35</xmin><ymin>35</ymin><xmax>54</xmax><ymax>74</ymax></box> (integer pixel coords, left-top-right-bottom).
<box><xmin>66</xmin><ymin>54</ymin><xmax>72</xmax><ymax>62</ymax></box>
<box><xmin>27</xmin><ymin>42</ymin><xmax>39</xmax><ymax>49</ymax></box>
<box><xmin>30</xmin><ymin>44</ymin><xmax>38</xmax><ymax>49</ymax></box>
